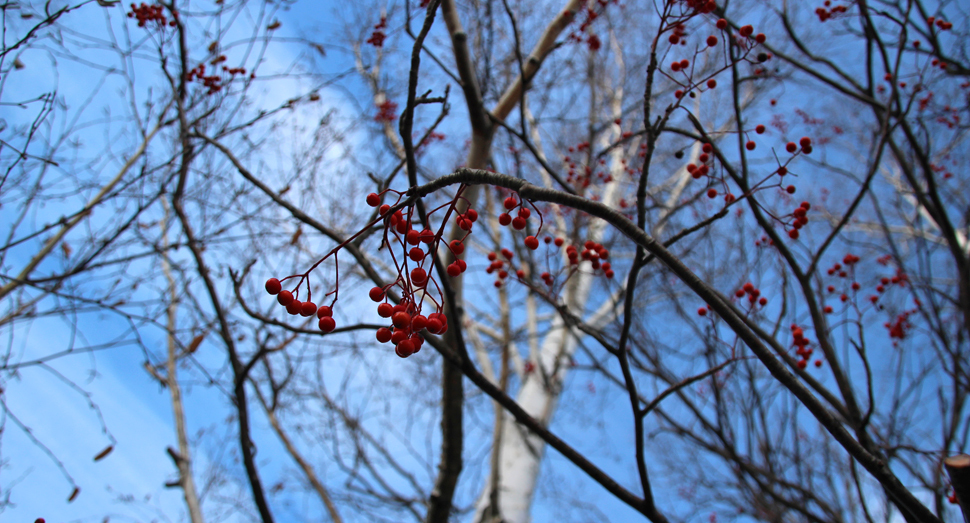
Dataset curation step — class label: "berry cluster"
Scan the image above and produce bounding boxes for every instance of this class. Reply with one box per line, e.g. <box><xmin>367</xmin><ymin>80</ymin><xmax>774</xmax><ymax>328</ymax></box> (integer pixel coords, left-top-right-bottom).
<box><xmin>497</xmin><ymin>195</ymin><xmax>540</xmax><ymax>235</ymax></box>
<box><xmin>564</xmin><ymin>240</ymin><xmax>613</xmax><ymax>277</ymax></box>
<box><xmin>375</xmin><ymin>100</ymin><xmax>398</xmax><ymax>123</ymax></box>
<box><xmin>128</xmin><ymin>3</ymin><xmax>176</xmax><ymax>28</ymax></box>
<box><xmin>814</xmin><ymin>1</ymin><xmax>849</xmax><ymax>22</ymax></box>
<box><xmin>265</xmin><ymin>278</ymin><xmax>337</xmax><ymax>332</ymax></box>
<box><xmin>790</xmin><ymin>324</ymin><xmax>820</xmax><ymax>369</ymax></box>
<box><xmin>734</xmin><ymin>282</ymin><xmax>768</xmax><ymax>307</ymax></box>
<box><xmin>185</xmin><ymin>61</ymin><xmax>247</xmax><ymax>96</ymax></box>
<box><xmin>786</xmin><ymin>201</ymin><xmax>811</xmax><ymax>240</ymax></box>
<box><xmin>926</xmin><ymin>16</ymin><xmax>953</xmax><ymax>31</ymax></box>
<box><xmin>266</xmin><ymin>186</ymin><xmax>489</xmax><ymax>359</ymax></box>
<box><xmin>366</xmin><ymin>16</ymin><xmax>387</xmax><ymax>48</ymax></box>
<box><xmin>485</xmin><ymin>249</ymin><xmax>518</xmax><ymax>288</ymax></box>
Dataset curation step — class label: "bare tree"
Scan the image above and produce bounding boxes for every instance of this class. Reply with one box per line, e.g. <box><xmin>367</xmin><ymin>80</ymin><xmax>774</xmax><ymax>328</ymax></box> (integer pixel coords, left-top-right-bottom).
<box><xmin>3</xmin><ymin>1</ymin><xmax>969</xmax><ymax>523</ymax></box>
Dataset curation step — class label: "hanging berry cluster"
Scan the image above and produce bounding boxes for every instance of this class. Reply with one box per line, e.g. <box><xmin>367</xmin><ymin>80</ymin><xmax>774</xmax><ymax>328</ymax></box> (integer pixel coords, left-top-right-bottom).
<box><xmin>375</xmin><ymin>100</ymin><xmax>398</xmax><ymax>123</ymax></box>
<box><xmin>814</xmin><ymin>1</ymin><xmax>849</xmax><ymax>22</ymax></box>
<box><xmin>366</xmin><ymin>16</ymin><xmax>388</xmax><ymax>48</ymax></box>
<box><xmin>786</xmin><ymin>201</ymin><xmax>811</xmax><ymax>240</ymax></box>
<box><xmin>127</xmin><ymin>3</ymin><xmax>177</xmax><ymax>28</ymax></box>
<box><xmin>733</xmin><ymin>282</ymin><xmax>768</xmax><ymax>308</ymax></box>
<box><xmin>185</xmin><ymin>61</ymin><xmax>247</xmax><ymax>96</ymax></box>
<box><xmin>265</xmin><ymin>185</ymin><xmax>500</xmax><ymax>359</ymax></box>
<box><xmin>791</xmin><ymin>324</ymin><xmax>820</xmax><ymax>369</ymax></box>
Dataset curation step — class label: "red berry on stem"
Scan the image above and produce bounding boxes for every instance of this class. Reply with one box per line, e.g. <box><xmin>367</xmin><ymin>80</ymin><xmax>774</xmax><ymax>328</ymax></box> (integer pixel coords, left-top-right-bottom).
<box><xmin>366</xmin><ymin>193</ymin><xmax>381</xmax><ymax>207</ymax></box>
<box><xmin>376</xmin><ymin>327</ymin><xmax>392</xmax><ymax>343</ymax></box>
<box><xmin>377</xmin><ymin>303</ymin><xmax>393</xmax><ymax>317</ymax></box>
<box><xmin>707</xmin><ymin>35</ymin><xmax>718</xmax><ymax>46</ymax></box>
<box><xmin>392</xmin><ymin>311</ymin><xmax>411</xmax><ymax>328</ymax></box>
<box><xmin>511</xmin><ymin>217</ymin><xmax>527</xmax><ymax>230</ymax></box>
<box><xmin>447</xmin><ymin>263</ymin><xmax>461</xmax><ymax>277</ymax></box>
<box><xmin>755</xmin><ymin>124</ymin><xmax>765</xmax><ymax>134</ymax></box>
<box><xmin>411</xmin><ymin>314</ymin><xmax>428</xmax><ymax>331</ymax></box>
<box><xmin>300</xmin><ymin>301</ymin><xmax>317</xmax><ymax>317</ymax></box>
<box><xmin>707</xmin><ymin>79</ymin><xmax>717</xmax><ymax>89</ymax></box>
<box><xmin>504</xmin><ymin>196</ymin><xmax>517</xmax><ymax>210</ymax></box>
<box><xmin>318</xmin><ymin>317</ymin><xmax>336</xmax><ymax>333</ymax></box>
<box><xmin>746</xmin><ymin>141</ymin><xmax>756</xmax><ymax>150</ymax></box>
<box><xmin>698</xmin><ymin>307</ymin><xmax>708</xmax><ymax>316</ymax></box>
<box><xmin>786</xmin><ymin>142</ymin><xmax>797</xmax><ymax>153</ymax></box>
<box><xmin>286</xmin><ymin>300</ymin><xmax>302</xmax><ymax>315</ymax></box>
<box><xmin>396</xmin><ymin>340</ymin><xmax>415</xmax><ymax>358</ymax></box>
<box><xmin>317</xmin><ymin>305</ymin><xmax>333</xmax><ymax>318</ymax></box>
<box><xmin>411</xmin><ymin>267</ymin><xmax>428</xmax><ymax>286</ymax></box>
<box><xmin>499</xmin><ymin>213</ymin><xmax>512</xmax><ymax>226</ymax></box>
<box><xmin>369</xmin><ymin>287</ymin><xmax>385</xmax><ymax>302</ymax></box>
<box><xmin>524</xmin><ymin>236</ymin><xmax>539</xmax><ymax>250</ymax></box>
<box><xmin>277</xmin><ymin>290</ymin><xmax>294</xmax><ymax>306</ymax></box>
<box><xmin>716</xmin><ymin>18</ymin><xmax>727</xmax><ymax>29</ymax></box>
<box><xmin>265</xmin><ymin>278</ymin><xmax>282</xmax><ymax>295</ymax></box>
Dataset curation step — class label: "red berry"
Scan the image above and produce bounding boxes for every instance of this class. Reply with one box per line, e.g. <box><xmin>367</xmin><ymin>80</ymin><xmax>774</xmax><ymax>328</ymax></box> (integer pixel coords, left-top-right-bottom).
<box><xmin>377</xmin><ymin>303</ymin><xmax>393</xmax><ymax>318</ymax></box>
<box><xmin>410</xmin><ymin>268</ymin><xmax>428</xmax><ymax>286</ymax></box>
<box><xmin>524</xmin><ymin>236</ymin><xmax>539</xmax><ymax>250</ymax></box>
<box><xmin>777</xmin><ymin>166</ymin><xmax>788</xmax><ymax>176</ymax></box>
<box><xmin>419</xmin><ymin>229</ymin><xmax>436</xmax><ymax>243</ymax></box>
<box><xmin>707</xmin><ymin>188</ymin><xmax>718</xmax><ymax>198</ymax></box>
<box><xmin>450</xmin><ymin>239</ymin><xmax>465</xmax><ymax>255</ymax></box>
<box><xmin>504</xmin><ymin>196</ymin><xmax>517</xmax><ymax>210</ymax></box>
<box><xmin>755</xmin><ymin>125</ymin><xmax>765</xmax><ymax>134</ymax></box>
<box><xmin>369</xmin><ymin>287</ymin><xmax>385</xmax><ymax>302</ymax></box>
<box><xmin>405</xmin><ymin>230</ymin><xmax>420</xmax><ymax>245</ymax></box>
<box><xmin>392</xmin><ymin>311</ymin><xmax>411</xmax><ymax>328</ymax></box>
<box><xmin>395</xmin><ymin>340</ymin><xmax>415</xmax><ymax>358</ymax></box>
<box><xmin>300</xmin><ymin>301</ymin><xmax>318</xmax><ymax>317</ymax></box>
<box><xmin>466</xmin><ymin>208</ymin><xmax>479</xmax><ymax>222</ymax></box>
<box><xmin>786</xmin><ymin>142</ymin><xmax>797</xmax><ymax>153</ymax></box>
<box><xmin>797</xmin><ymin>360</ymin><xmax>807</xmax><ymax>369</ymax></box>
<box><xmin>755</xmin><ymin>33</ymin><xmax>766</xmax><ymax>43</ymax></box>
<box><xmin>746</xmin><ymin>141</ymin><xmax>756</xmax><ymax>150</ymax></box>
<box><xmin>511</xmin><ymin>217</ymin><xmax>527</xmax><ymax>230</ymax></box>
<box><xmin>814</xmin><ymin>360</ymin><xmax>823</xmax><ymax>367</ymax></box>
<box><xmin>799</xmin><ymin>136</ymin><xmax>812</xmax><ymax>147</ymax></box>
<box><xmin>265</xmin><ymin>278</ymin><xmax>282</xmax><ymax>295</ymax></box>
<box><xmin>317</xmin><ymin>305</ymin><xmax>333</xmax><ymax>318</ymax></box>
<box><xmin>698</xmin><ymin>307</ymin><xmax>708</xmax><ymax>316</ymax></box>
<box><xmin>277</xmin><ymin>290</ymin><xmax>294</xmax><ymax>306</ymax></box>
<box><xmin>379</xmin><ymin>204</ymin><xmax>390</xmax><ymax>216</ymax></box>
<box><xmin>604</xmin><ymin>269</ymin><xmax>614</xmax><ymax>278</ymax></box>
<box><xmin>411</xmin><ymin>314</ymin><xmax>428</xmax><ymax>331</ymax></box>
<box><xmin>376</xmin><ymin>327</ymin><xmax>392</xmax><ymax>343</ymax></box>
<box><xmin>554</xmin><ymin>237</ymin><xmax>564</xmax><ymax>247</ymax></box>
<box><xmin>707</xmin><ymin>35</ymin><xmax>718</xmax><ymax>46</ymax></box>
<box><xmin>740</xmin><ymin>25</ymin><xmax>753</xmax><ymax>37</ymax></box>
<box><xmin>786</xmin><ymin>185</ymin><xmax>796</xmax><ymax>194</ymax></box>
<box><xmin>366</xmin><ymin>193</ymin><xmax>381</xmax><ymax>207</ymax></box>
<box><xmin>426</xmin><ymin>318</ymin><xmax>443</xmax><ymax>334</ymax></box>
<box><xmin>286</xmin><ymin>300</ymin><xmax>302</xmax><ymax>315</ymax></box>
<box><xmin>823</xmin><ymin>306</ymin><xmax>833</xmax><ymax>313</ymax></box>
<box><xmin>707</xmin><ymin>79</ymin><xmax>717</xmax><ymax>89</ymax></box>
<box><xmin>318</xmin><ymin>317</ymin><xmax>336</xmax><ymax>333</ymax></box>
<box><xmin>499</xmin><ymin>213</ymin><xmax>512</xmax><ymax>226</ymax></box>
<box><xmin>788</xmin><ymin>229</ymin><xmax>799</xmax><ymax>239</ymax></box>
<box><xmin>759</xmin><ymin>297</ymin><xmax>767</xmax><ymax>305</ymax></box>
<box><xmin>447</xmin><ymin>263</ymin><xmax>461</xmax><ymax>277</ymax></box>
<box><xmin>518</xmin><ymin>207</ymin><xmax>531</xmax><ymax>219</ymax></box>
<box><xmin>716</xmin><ymin>18</ymin><xmax>727</xmax><ymax>29</ymax></box>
